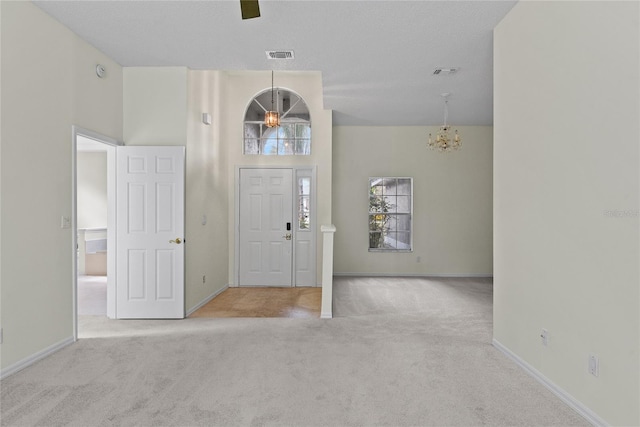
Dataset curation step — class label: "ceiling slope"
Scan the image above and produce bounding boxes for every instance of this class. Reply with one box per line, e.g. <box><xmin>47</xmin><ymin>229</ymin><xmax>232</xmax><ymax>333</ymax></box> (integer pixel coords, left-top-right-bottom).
<box><xmin>34</xmin><ymin>0</ymin><xmax>517</xmax><ymax>126</ymax></box>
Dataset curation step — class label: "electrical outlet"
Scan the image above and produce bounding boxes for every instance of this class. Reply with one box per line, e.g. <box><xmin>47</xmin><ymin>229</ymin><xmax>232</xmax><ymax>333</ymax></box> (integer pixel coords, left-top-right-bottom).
<box><xmin>589</xmin><ymin>354</ymin><xmax>599</xmax><ymax>377</ymax></box>
<box><xmin>202</xmin><ymin>275</ymin><xmax>206</xmax><ymax>284</ymax></box>
<box><xmin>540</xmin><ymin>329</ymin><xmax>548</xmax><ymax>346</ymax></box>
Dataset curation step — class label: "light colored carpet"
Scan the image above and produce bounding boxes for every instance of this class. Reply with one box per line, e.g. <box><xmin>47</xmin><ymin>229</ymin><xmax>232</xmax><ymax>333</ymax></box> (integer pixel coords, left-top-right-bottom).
<box><xmin>1</xmin><ymin>277</ymin><xmax>588</xmax><ymax>426</ymax></box>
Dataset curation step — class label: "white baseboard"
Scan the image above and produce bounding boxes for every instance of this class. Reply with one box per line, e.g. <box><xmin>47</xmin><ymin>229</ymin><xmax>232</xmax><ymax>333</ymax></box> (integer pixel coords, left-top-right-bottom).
<box><xmin>320</xmin><ymin>311</ymin><xmax>332</xmax><ymax>319</ymax></box>
<box><xmin>1</xmin><ymin>336</ymin><xmax>75</xmax><ymax>380</ymax></box>
<box><xmin>185</xmin><ymin>284</ymin><xmax>229</xmax><ymax>317</ymax></box>
<box><xmin>492</xmin><ymin>339</ymin><xmax>606</xmax><ymax>427</ymax></box>
<box><xmin>334</xmin><ymin>272</ymin><xmax>493</xmax><ymax>278</ymax></box>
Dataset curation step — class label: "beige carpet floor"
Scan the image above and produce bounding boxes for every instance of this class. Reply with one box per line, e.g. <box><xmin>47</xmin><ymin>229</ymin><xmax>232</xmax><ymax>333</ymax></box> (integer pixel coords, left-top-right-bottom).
<box><xmin>0</xmin><ymin>277</ymin><xmax>588</xmax><ymax>426</ymax></box>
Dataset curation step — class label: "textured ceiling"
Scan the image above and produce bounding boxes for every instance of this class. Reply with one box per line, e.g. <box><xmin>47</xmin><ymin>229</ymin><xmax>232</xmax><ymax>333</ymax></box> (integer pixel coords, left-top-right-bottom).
<box><xmin>34</xmin><ymin>0</ymin><xmax>517</xmax><ymax>126</ymax></box>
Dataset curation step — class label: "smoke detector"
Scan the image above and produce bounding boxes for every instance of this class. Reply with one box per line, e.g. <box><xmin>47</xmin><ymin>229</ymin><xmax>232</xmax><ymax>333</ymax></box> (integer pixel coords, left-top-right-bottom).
<box><xmin>266</xmin><ymin>50</ymin><xmax>295</xmax><ymax>59</ymax></box>
<box><xmin>433</xmin><ymin>67</ymin><xmax>459</xmax><ymax>75</ymax></box>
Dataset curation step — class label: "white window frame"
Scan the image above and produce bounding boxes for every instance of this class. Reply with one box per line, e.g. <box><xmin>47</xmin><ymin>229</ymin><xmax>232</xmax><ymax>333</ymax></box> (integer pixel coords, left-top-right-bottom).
<box><xmin>368</xmin><ymin>177</ymin><xmax>413</xmax><ymax>252</ymax></box>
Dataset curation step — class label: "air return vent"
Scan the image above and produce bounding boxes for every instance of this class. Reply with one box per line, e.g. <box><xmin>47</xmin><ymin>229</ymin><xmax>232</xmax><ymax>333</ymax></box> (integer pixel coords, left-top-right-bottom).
<box><xmin>266</xmin><ymin>50</ymin><xmax>295</xmax><ymax>59</ymax></box>
<box><xmin>433</xmin><ymin>67</ymin><xmax>459</xmax><ymax>75</ymax></box>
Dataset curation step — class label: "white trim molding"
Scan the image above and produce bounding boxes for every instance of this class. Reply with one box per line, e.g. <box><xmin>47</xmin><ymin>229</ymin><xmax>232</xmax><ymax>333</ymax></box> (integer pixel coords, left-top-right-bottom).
<box><xmin>1</xmin><ymin>336</ymin><xmax>74</xmax><ymax>380</ymax></box>
<box><xmin>185</xmin><ymin>285</ymin><xmax>229</xmax><ymax>317</ymax></box>
<box><xmin>334</xmin><ymin>273</ymin><xmax>493</xmax><ymax>278</ymax></box>
<box><xmin>492</xmin><ymin>339</ymin><xmax>606</xmax><ymax>427</ymax></box>
<box><xmin>72</xmin><ymin>126</ymin><xmax>122</xmax><ymax>338</ymax></box>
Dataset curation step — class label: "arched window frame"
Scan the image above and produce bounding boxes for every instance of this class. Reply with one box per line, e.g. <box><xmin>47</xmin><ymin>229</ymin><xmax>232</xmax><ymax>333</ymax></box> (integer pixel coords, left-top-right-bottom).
<box><xmin>243</xmin><ymin>88</ymin><xmax>311</xmax><ymax>155</ymax></box>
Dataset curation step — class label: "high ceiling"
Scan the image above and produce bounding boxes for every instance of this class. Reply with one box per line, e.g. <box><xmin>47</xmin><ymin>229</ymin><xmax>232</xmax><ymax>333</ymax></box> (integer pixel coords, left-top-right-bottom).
<box><xmin>34</xmin><ymin>0</ymin><xmax>517</xmax><ymax>126</ymax></box>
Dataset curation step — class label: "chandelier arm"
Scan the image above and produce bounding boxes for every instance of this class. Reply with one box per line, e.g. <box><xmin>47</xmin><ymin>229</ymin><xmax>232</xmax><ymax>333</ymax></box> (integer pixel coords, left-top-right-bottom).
<box><xmin>444</xmin><ymin>99</ymin><xmax>448</xmax><ymax>127</ymax></box>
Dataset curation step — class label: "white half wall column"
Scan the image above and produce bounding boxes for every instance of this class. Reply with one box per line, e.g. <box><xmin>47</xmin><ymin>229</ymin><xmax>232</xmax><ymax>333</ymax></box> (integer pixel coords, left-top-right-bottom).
<box><xmin>320</xmin><ymin>224</ymin><xmax>336</xmax><ymax>319</ymax></box>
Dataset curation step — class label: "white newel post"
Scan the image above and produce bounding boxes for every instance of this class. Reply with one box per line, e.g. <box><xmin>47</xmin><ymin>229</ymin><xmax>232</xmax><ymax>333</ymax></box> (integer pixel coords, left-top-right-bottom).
<box><xmin>320</xmin><ymin>225</ymin><xmax>336</xmax><ymax>319</ymax></box>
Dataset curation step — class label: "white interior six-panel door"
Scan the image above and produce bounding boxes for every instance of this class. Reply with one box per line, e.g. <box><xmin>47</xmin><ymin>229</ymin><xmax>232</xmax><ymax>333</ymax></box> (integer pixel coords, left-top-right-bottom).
<box><xmin>116</xmin><ymin>146</ymin><xmax>185</xmax><ymax>318</ymax></box>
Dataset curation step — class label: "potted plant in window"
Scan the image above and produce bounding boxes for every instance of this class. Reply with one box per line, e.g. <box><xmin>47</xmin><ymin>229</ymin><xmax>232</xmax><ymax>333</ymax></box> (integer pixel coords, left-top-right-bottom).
<box><xmin>369</xmin><ymin>187</ymin><xmax>393</xmax><ymax>249</ymax></box>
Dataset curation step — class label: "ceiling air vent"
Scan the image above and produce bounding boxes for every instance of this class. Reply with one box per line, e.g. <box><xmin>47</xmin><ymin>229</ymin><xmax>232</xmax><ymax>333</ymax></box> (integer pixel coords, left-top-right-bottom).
<box><xmin>266</xmin><ymin>50</ymin><xmax>295</xmax><ymax>60</ymax></box>
<box><xmin>433</xmin><ymin>68</ymin><xmax>459</xmax><ymax>75</ymax></box>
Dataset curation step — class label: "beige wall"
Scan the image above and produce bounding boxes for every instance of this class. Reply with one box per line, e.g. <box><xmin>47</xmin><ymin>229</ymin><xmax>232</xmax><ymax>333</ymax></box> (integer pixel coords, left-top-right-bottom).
<box><xmin>77</xmin><ymin>152</ymin><xmax>107</xmax><ymax>229</ymax></box>
<box><xmin>0</xmin><ymin>1</ymin><xmax>122</xmax><ymax>369</ymax></box>
<box><xmin>123</xmin><ymin>67</ymin><xmax>187</xmax><ymax>146</ymax></box>
<box><xmin>184</xmin><ymin>70</ymin><xmax>229</xmax><ymax>309</ymax></box>
<box><xmin>223</xmin><ymin>71</ymin><xmax>332</xmax><ymax>285</ymax></box>
<box><xmin>494</xmin><ymin>2</ymin><xmax>639</xmax><ymax>425</ymax></box>
<box><xmin>332</xmin><ymin>126</ymin><xmax>493</xmax><ymax>276</ymax></box>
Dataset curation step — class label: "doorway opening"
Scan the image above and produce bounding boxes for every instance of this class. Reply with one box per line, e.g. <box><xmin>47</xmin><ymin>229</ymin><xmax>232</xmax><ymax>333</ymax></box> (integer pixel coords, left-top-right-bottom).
<box><xmin>72</xmin><ymin>126</ymin><xmax>120</xmax><ymax>340</ymax></box>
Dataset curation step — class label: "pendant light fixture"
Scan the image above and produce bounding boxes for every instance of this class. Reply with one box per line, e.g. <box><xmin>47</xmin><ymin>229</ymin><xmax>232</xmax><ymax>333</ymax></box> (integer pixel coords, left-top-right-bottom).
<box><xmin>264</xmin><ymin>71</ymin><xmax>280</xmax><ymax>128</ymax></box>
<box><xmin>428</xmin><ymin>93</ymin><xmax>461</xmax><ymax>152</ymax></box>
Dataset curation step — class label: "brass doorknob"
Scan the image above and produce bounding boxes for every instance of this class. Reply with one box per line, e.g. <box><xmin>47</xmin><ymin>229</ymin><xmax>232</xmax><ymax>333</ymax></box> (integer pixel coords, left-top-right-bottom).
<box><xmin>169</xmin><ymin>238</ymin><xmax>182</xmax><ymax>244</ymax></box>
<box><xmin>282</xmin><ymin>233</ymin><xmax>292</xmax><ymax>241</ymax></box>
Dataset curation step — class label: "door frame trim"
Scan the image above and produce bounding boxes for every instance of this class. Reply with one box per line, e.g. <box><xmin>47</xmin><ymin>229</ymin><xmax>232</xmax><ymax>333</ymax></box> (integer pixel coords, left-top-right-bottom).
<box><xmin>72</xmin><ymin>126</ymin><xmax>121</xmax><ymax>340</ymax></box>
<box><xmin>234</xmin><ymin>166</ymin><xmax>317</xmax><ymax>288</ymax></box>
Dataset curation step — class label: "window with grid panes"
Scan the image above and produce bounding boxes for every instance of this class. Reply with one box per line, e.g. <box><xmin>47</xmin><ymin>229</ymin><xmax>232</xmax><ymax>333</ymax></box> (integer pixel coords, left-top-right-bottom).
<box><xmin>244</xmin><ymin>88</ymin><xmax>311</xmax><ymax>155</ymax></box>
<box><xmin>298</xmin><ymin>176</ymin><xmax>311</xmax><ymax>230</ymax></box>
<box><xmin>369</xmin><ymin>177</ymin><xmax>412</xmax><ymax>251</ymax></box>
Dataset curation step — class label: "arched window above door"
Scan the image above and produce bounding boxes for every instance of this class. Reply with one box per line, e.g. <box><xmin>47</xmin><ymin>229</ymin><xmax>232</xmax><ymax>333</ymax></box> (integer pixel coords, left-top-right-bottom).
<box><xmin>243</xmin><ymin>88</ymin><xmax>311</xmax><ymax>155</ymax></box>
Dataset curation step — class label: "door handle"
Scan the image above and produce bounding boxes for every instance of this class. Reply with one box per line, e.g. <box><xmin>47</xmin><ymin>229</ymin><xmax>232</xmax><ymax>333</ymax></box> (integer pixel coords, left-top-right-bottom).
<box><xmin>282</xmin><ymin>233</ymin><xmax>292</xmax><ymax>241</ymax></box>
<box><xmin>169</xmin><ymin>238</ymin><xmax>182</xmax><ymax>244</ymax></box>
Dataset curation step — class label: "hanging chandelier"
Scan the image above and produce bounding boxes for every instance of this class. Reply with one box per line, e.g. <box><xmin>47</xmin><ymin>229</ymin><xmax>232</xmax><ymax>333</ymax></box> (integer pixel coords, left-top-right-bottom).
<box><xmin>264</xmin><ymin>71</ymin><xmax>280</xmax><ymax>128</ymax></box>
<box><xmin>428</xmin><ymin>93</ymin><xmax>461</xmax><ymax>152</ymax></box>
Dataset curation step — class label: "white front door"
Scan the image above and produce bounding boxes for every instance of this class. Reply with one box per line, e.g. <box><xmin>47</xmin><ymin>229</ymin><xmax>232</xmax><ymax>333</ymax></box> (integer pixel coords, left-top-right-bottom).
<box><xmin>116</xmin><ymin>146</ymin><xmax>185</xmax><ymax>318</ymax></box>
<box><xmin>239</xmin><ymin>168</ymin><xmax>293</xmax><ymax>286</ymax></box>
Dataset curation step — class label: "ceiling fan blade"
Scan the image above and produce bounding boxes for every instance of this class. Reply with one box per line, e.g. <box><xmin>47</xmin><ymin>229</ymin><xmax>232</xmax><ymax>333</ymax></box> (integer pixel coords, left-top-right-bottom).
<box><xmin>240</xmin><ymin>0</ymin><xmax>261</xmax><ymax>19</ymax></box>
